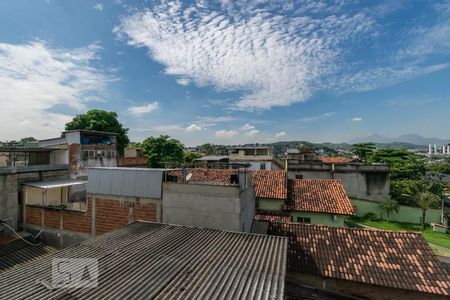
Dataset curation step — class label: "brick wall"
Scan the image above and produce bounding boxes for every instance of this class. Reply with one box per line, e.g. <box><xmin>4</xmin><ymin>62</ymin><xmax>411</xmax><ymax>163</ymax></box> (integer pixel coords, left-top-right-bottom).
<box><xmin>25</xmin><ymin>196</ymin><xmax>160</xmax><ymax>236</ymax></box>
<box><xmin>118</xmin><ymin>157</ymin><xmax>148</xmax><ymax>167</ymax></box>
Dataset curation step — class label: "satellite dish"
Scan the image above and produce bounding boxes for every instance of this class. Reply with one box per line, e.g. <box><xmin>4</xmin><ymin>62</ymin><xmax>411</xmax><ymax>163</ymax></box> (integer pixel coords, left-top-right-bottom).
<box><xmin>186</xmin><ymin>173</ymin><xmax>193</xmax><ymax>181</ymax></box>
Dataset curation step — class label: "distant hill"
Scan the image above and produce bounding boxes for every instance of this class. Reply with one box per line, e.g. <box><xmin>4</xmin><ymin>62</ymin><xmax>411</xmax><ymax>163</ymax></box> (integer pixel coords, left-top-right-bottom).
<box><xmin>350</xmin><ymin>134</ymin><xmax>450</xmax><ymax>146</ymax></box>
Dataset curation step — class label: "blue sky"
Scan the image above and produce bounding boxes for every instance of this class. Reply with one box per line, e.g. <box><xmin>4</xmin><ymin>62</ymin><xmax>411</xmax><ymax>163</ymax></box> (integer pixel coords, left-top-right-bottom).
<box><xmin>0</xmin><ymin>0</ymin><xmax>449</xmax><ymax>146</ymax></box>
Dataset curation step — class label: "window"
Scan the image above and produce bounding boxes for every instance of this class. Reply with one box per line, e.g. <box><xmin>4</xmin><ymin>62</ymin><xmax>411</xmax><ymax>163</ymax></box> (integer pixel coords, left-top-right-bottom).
<box><xmin>295</xmin><ymin>174</ymin><xmax>304</xmax><ymax>179</ymax></box>
<box><xmin>260</xmin><ymin>163</ymin><xmax>266</xmax><ymax>170</ymax></box>
<box><xmin>83</xmin><ymin>150</ymin><xmax>95</xmax><ymax>159</ymax></box>
<box><xmin>296</xmin><ymin>217</ymin><xmax>311</xmax><ymax>224</ymax></box>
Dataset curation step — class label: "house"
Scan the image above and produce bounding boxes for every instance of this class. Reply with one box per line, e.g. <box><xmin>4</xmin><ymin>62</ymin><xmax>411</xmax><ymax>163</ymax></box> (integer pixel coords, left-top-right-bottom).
<box><xmin>39</xmin><ymin>129</ymin><xmax>118</xmax><ymax>179</ymax></box>
<box><xmin>252</xmin><ymin>170</ymin><xmax>353</xmax><ymax>227</ymax></box>
<box><xmin>193</xmin><ymin>155</ymin><xmax>229</xmax><ymax>167</ymax></box>
<box><xmin>286</xmin><ymin>147</ymin><xmax>390</xmax><ymax>203</ymax></box>
<box><xmin>118</xmin><ymin>147</ymin><xmax>148</xmax><ymax>167</ymax></box>
<box><xmin>165</xmin><ymin>168</ymin><xmax>255</xmax><ymax>232</ymax></box>
<box><xmin>257</xmin><ymin>221</ymin><xmax>450</xmax><ymax>300</ymax></box>
<box><xmin>252</xmin><ymin>169</ymin><xmax>287</xmax><ymax>211</ymax></box>
<box><xmin>0</xmin><ymin>221</ymin><xmax>287</xmax><ymax>300</ymax></box>
<box><xmin>284</xmin><ymin>179</ymin><xmax>354</xmax><ymax>227</ymax></box>
<box><xmin>228</xmin><ymin>146</ymin><xmax>274</xmax><ymax>170</ymax></box>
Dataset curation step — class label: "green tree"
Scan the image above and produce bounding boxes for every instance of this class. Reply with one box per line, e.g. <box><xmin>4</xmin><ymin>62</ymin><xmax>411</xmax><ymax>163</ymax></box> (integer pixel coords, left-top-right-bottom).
<box><xmin>379</xmin><ymin>196</ymin><xmax>399</xmax><ymax>223</ymax></box>
<box><xmin>351</xmin><ymin>143</ymin><xmax>376</xmax><ymax>162</ymax></box>
<box><xmin>65</xmin><ymin>110</ymin><xmax>129</xmax><ymax>155</ymax></box>
<box><xmin>140</xmin><ymin>135</ymin><xmax>184</xmax><ymax>167</ymax></box>
<box><xmin>405</xmin><ymin>181</ymin><xmax>443</xmax><ymax>229</ymax></box>
<box><xmin>184</xmin><ymin>152</ymin><xmax>202</xmax><ymax>163</ymax></box>
<box><xmin>200</xmin><ymin>143</ymin><xmax>216</xmax><ymax>155</ymax></box>
<box><xmin>369</xmin><ymin>149</ymin><xmax>426</xmax><ymax>180</ymax></box>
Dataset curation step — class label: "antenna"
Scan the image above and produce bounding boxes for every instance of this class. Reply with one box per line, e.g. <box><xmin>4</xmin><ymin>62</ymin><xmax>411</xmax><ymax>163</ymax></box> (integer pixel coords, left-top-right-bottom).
<box><xmin>186</xmin><ymin>173</ymin><xmax>193</xmax><ymax>181</ymax></box>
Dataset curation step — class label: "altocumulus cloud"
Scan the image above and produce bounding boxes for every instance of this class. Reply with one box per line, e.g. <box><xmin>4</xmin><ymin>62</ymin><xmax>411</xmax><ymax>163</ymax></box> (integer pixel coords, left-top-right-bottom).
<box><xmin>114</xmin><ymin>1</ymin><xmax>375</xmax><ymax>110</ymax></box>
<box><xmin>0</xmin><ymin>41</ymin><xmax>113</xmax><ymax>140</ymax></box>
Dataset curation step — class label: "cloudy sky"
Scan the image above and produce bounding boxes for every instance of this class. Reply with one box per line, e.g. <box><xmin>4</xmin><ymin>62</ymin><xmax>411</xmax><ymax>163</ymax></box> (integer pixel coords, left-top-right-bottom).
<box><xmin>0</xmin><ymin>0</ymin><xmax>449</xmax><ymax>145</ymax></box>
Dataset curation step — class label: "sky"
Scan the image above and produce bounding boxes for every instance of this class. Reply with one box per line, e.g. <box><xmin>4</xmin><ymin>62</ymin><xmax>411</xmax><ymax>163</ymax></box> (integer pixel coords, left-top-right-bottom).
<box><xmin>0</xmin><ymin>0</ymin><xmax>449</xmax><ymax>146</ymax></box>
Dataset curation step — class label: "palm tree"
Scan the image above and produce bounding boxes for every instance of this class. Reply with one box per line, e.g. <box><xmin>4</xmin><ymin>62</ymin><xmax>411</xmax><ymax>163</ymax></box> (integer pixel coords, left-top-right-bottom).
<box><xmin>405</xmin><ymin>181</ymin><xmax>443</xmax><ymax>229</ymax></box>
<box><xmin>379</xmin><ymin>196</ymin><xmax>399</xmax><ymax>223</ymax></box>
<box><xmin>415</xmin><ymin>191</ymin><xmax>439</xmax><ymax>229</ymax></box>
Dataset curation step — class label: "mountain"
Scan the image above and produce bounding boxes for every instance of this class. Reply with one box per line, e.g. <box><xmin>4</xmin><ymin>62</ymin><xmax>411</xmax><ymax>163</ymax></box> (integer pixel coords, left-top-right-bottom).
<box><xmin>350</xmin><ymin>134</ymin><xmax>450</xmax><ymax>146</ymax></box>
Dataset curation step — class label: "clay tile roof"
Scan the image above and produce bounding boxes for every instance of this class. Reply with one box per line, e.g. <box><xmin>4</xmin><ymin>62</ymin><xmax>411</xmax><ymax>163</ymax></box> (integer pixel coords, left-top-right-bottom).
<box><xmin>320</xmin><ymin>157</ymin><xmax>354</xmax><ymax>164</ymax></box>
<box><xmin>252</xmin><ymin>170</ymin><xmax>287</xmax><ymax>199</ymax></box>
<box><xmin>267</xmin><ymin>222</ymin><xmax>450</xmax><ymax>296</ymax></box>
<box><xmin>284</xmin><ymin>179</ymin><xmax>354</xmax><ymax>215</ymax></box>
<box><xmin>170</xmin><ymin>168</ymin><xmax>237</xmax><ymax>185</ymax></box>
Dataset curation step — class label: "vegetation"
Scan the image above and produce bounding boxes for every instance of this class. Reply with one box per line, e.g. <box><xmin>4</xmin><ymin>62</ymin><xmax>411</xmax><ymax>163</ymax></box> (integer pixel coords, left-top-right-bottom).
<box><xmin>351</xmin><ymin>143</ymin><xmax>376</xmax><ymax>162</ymax></box>
<box><xmin>349</xmin><ymin>217</ymin><xmax>450</xmax><ymax>250</ymax></box>
<box><xmin>65</xmin><ymin>110</ymin><xmax>129</xmax><ymax>155</ymax></box>
<box><xmin>378</xmin><ymin>196</ymin><xmax>399</xmax><ymax>223</ymax></box>
<box><xmin>137</xmin><ymin>135</ymin><xmax>185</xmax><ymax>168</ymax></box>
<box><xmin>184</xmin><ymin>152</ymin><xmax>202</xmax><ymax>163</ymax></box>
<box><xmin>368</xmin><ymin>149</ymin><xmax>426</xmax><ymax>180</ymax></box>
<box><xmin>427</xmin><ymin>163</ymin><xmax>450</xmax><ymax>175</ymax></box>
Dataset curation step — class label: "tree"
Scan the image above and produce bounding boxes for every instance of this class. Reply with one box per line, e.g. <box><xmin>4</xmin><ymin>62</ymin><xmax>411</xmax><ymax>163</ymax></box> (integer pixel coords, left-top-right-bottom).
<box><xmin>351</xmin><ymin>143</ymin><xmax>375</xmax><ymax>162</ymax></box>
<box><xmin>200</xmin><ymin>143</ymin><xmax>216</xmax><ymax>155</ymax></box>
<box><xmin>405</xmin><ymin>181</ymin><xmax>443</xmax><ymax>229</ymax></box>
<box><xmin>369</xmin><ymin>149</ymin><xmax>426</xmax><ymax>180</ymax></box>
<box><xmin>140</xmin><ymin>135</ymin><xmax>184</xmax><ymax>168</ymax></box>
<box><xmin>65</xmin><ymin>110</ymin><xmax>129</xmax><ymax>155</ymax></box>
<box><xmin>379</xmin><ymin>196</ymin><xmax>399</xmax><ymax>223</ymax></box>
<box><xmin>184</xmin><ymin>152</ymin><xmax>202</xmax><ymax>163</ymax></box>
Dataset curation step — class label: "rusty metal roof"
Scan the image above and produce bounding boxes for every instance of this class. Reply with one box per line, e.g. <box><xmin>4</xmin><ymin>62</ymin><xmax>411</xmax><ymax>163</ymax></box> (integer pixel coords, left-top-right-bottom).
<box><xmin>0</xmin><ymin>222</ymin><xmax>287</xmax><ymax>299</ymax></box>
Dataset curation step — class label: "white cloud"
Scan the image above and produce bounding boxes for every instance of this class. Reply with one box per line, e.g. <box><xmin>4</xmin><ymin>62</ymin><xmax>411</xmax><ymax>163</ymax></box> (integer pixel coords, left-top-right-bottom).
<box><xmin>352</xmin><ymin>117</ymin><xmax>362</xmax><ymax>122</ymax></box>
<box><xmin>0</xmin><ymin>41</ymin><xmax>112</xmax><ymax>140</ymax></box>
<box><xmin>127</xmin><ymin>102</ymin><xmax>159</xmax><ymax>115</ymax></box>
<box><xmin>241</xmin><ymin>123</ymin><xmax>255</xmax><ymax>131</ymax></box>
<box><xmin>176</xmin><ymin>78</ymin><xmax>190</xmax><ymax>86</ymax></box>
<box><xmin>194</xmin><ymin>115</ymin><xmax>235</xmax><ymax>127</ymax></box>
<box><xmin>245</xmin><ymin>129</ymin><xmax>259</xmax><ymax>137</ymax></box>
<box><xmin>185</xmin><ymin>124</ymin><xmax>202</xmax><ymax>132</ymax></box>
<box><xmin>275</xmin><ymin>131</ymin><xmax>287</xmax><ymax>138</ymax></box>
<box><xmin>298</xmin><ymin>112</ymin><xmax>336</xmax><ymax>124</ymax></box>
<box><xmin>93</xmin><ymin>3</ymin><xmax>104</xmax><ymax>11</ymax></box>
<box><xmin>115</xmin><ymin>1</ymin><xmax>375</xmax><ymax>110</ymax></box>
<box><xmin>215</xmin><ymin>129</ymin><xmax>238</xmax><ymax>138</ymax></box>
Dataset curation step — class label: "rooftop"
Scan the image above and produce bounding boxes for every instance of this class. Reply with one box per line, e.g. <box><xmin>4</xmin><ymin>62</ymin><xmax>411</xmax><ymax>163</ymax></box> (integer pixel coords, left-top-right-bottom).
<box><xmin>169</xmin><ymin>168</ymin><xmax>238</xmax><ymax>185</ymax></box>
<box><xmin>24</xmin><ymin>178</ymin><xmax>87</xmax><ymax>189</ymax></box>
<box><xmin>319</xmin><ymin>157</ymin><xmax>355</xmax><ymax>164</ymax></box>
<box><xmin>0</xmin><ymin>222</ymin><xmax>287</xmax><ymax>299</ymax></box>
<box><xmin>252</xmin><ymin>170</ymin><xmax>287</xmax><ymax>199</ymax></box>
<box><xmin>193</xmin><ymin>155</ymin><xmax>229</xmax><ymax>161</ymax></box>
<box><xmin>284</xmin><ymin>179</ymin><xmax>355</xmax><ymax>215</ymax></box>
<box><xmin>264</xmin><ymin>222</ymin><xmax>450</xmax><ymax>296</ymax></box>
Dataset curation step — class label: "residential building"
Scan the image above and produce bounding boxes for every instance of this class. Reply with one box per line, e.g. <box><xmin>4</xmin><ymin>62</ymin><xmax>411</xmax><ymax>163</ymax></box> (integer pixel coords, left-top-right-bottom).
<box><xmin>253</xmin><ymin>170</ymin><xmax>354</xmax><ymax>227</ymax></box>
<box><xmin>165</xmin><ymin>168</ymin><xmax>255</xmax><ymax>232</ymax></box>
<box><xmin>39</xmin><ymin>129</ymin><xmax>118</xmax><ymax>179</ymax></box>
<box><xmin>256</xmin><ymin>221</ymin><xmax>450</xmax><ymax>300</ymax></box>
<box><xmin>0</xmin><ymin>221</ymin><xmax>287</xmax><ymax>300</ymax></box>
<box><xmin>286</xmin><ymin>147</ymin><xmax>390</xmax><ymax>203</ymax></box>
<box><xmin>193</xmin><ymin>155</ymin><xmax>229</xmax><ymax>167</ymax></box>
<box><xmin>284</xmin><ymin>179</ymin><xmax>354</xmax><ymax>227</ymax></box>
<box><xmin>228</xmin><ymin>146</ymin><xmax>274</xmax><ymax>170</ymax></box>
<box><xmin>118</xmin><ymin>147</ymin><xmax>148</xmax><ymax>167</ymax></box>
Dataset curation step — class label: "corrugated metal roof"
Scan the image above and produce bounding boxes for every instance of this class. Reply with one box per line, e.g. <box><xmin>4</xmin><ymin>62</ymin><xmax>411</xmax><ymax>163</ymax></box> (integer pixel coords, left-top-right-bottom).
<box><xmin>194</xmin><ymin>155</ymin><xmax>229</xmax><ymax>161</ymax></box>
<box><xmin>24</xmin><ymin>179</ymin><xmax>87</xmax><ymax>189</ymax></box>
<box><xmin>0</xmin><ymin>238</ymin><xmax>57</xmax><ymax>273</ymax></box>
<box><xmin>87</xmin><ymin>167</ymin><xmax>163</xmax><ymax>199</ymax></box>
<box><xmin>0</xmin><ymin>222</ymin><xmax>287</xmax><ymax>299</ymax></box>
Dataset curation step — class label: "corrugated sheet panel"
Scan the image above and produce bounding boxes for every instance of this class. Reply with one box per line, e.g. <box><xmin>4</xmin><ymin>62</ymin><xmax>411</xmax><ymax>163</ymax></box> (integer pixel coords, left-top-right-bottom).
<box><xmin>0</xmin><ymin>222</ymin><xmax>287</xmax><ymax>300</ymax></box>
<box><xmin>87</xmin><ymin>167</ymin><xmax>163</xmax><ymax>199</ymax></box>
<box><xmin>24</xmin><ymin>179</ymin><xmax>87</xmax><ymax>189</ymax></box>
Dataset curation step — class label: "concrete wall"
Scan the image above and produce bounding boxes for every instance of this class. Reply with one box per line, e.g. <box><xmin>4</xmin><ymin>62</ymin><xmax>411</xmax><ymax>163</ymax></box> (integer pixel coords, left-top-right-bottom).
<box><xmin>289</xmin><ymin>211</ymin><xmax>346</xmax><ymax>227</ymax></box>
<box><xmin>162</xmin><ymin>182</ymin><xmax>255</xmax><ymax>232</ymax></box>
<box><xmin>229</xmin><ymin>160</ymin><xmax>272</xmax><ymax>170</ymax></box>
<box><xmin>68</xmin><ymin>144</ymin><xmax>117</xmax><ymax>179</ymax></box>
<box><xmin>351</xmin><ymin>198</ymin><xmax>442</xmax><ymax>224</ymax></box>
<box><xmin>288</xmin><ymin>273</ymin><xmax>446</xmax><ymax>300</ymax></box>
<box><xmin>0</xmin><ymin>166</ymin><xmax>68</xmax><ymax>232</ymax></box>
<box><xmin>287</xmin><ymin>163</ymin><xmax>390</xmax><ymax>202</ymax></box>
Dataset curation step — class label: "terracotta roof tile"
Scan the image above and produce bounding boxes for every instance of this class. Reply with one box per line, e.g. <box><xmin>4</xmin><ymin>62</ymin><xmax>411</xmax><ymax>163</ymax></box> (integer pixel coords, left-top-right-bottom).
<box><xmin>170</xmin><ymin>168</ymin><xmax>237</xmax><ymax>185</ymax></box>
<box><xmin>284</xmin><ymin>179</ymin><xmax>354</xmax><ymax>215</ymax></box>
<box><xmin>255</xmin><ymin>212</ymin><xmax>291</xmax><ymax>223</ymax></box>
<box><xmin>267</xmin><ymin>222</ymin><xmax>450</xmax><ymax>296</ymax></box>
<box><xmin>252</xmin><ymin>170</ymin><xmax>287</xmax><ymax>199</ymax></box>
